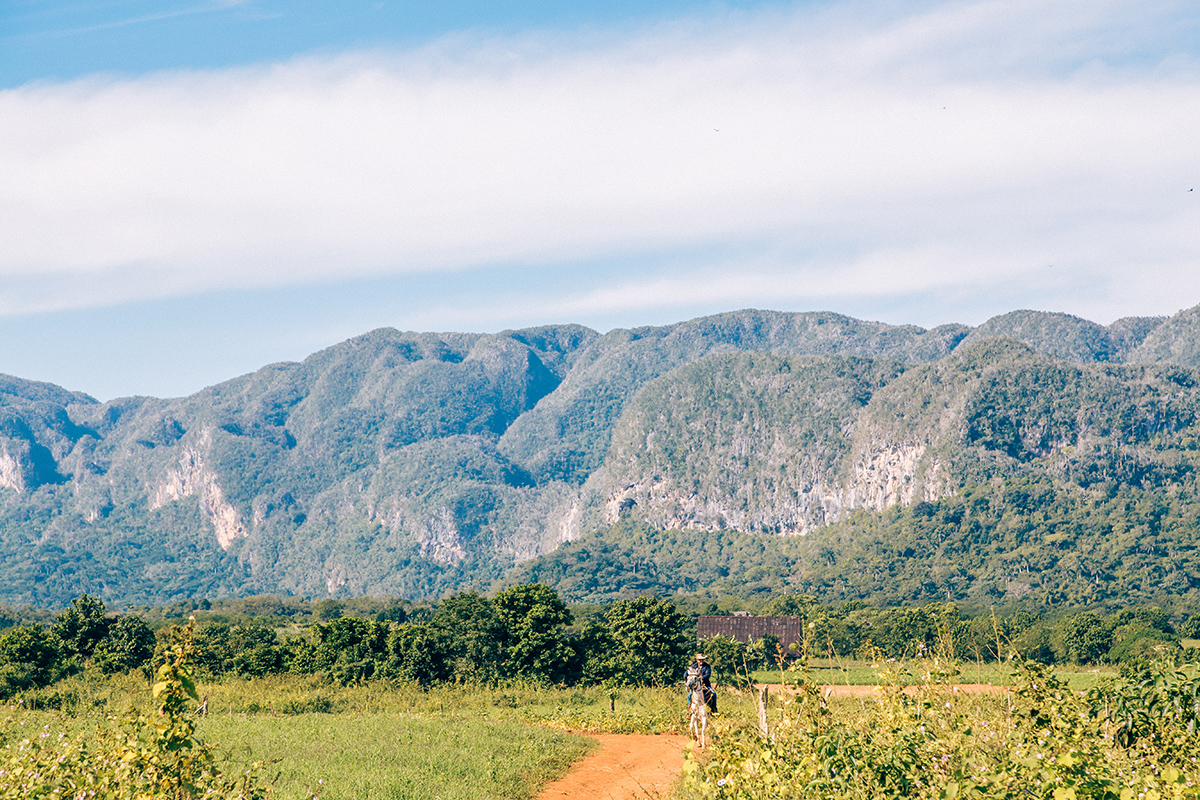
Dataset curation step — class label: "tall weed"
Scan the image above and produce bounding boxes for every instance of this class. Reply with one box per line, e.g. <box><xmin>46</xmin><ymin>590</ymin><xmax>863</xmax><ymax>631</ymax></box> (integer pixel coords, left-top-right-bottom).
<box><xmin>0</xmin><ymin>620</ymin><xmax>271</xmax><ymax>799</ymax></box>
<box><xmin>684</xmin><ymin>655</ymin><xmax>1200</xmax><ymax>799</ymax></box>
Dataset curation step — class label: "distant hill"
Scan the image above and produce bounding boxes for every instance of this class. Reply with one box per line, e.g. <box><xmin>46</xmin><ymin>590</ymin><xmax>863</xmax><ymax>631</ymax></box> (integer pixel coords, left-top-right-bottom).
<box><xmin>3</xmin><ymin>303</ymin><xmax>1200</xmax><ymax>608</ymax></box>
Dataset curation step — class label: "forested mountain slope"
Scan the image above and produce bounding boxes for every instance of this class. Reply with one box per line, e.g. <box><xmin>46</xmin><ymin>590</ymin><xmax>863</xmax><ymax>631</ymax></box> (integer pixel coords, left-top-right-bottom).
<box><xmin>3</xmin><ymin>304</ymin><xmax>1200</xmax><ymax>607</ymax></box>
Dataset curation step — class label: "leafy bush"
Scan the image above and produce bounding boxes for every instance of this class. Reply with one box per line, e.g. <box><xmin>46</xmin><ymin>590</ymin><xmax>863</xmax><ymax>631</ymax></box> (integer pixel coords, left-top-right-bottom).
<box><xmin>50</xmin><ymin>594</ymin><xmax>110</xmax><ymax>662</ymax></box>
<box><xmin>684</xmin><ymin>657</ymin><xmax>1200</xmax><ymax>799</ymax></box>
<box><xmin>0</xmin><ymin>625</ymin><xmax>66</xmax><ymax>699</ymax></box>
<box><xmin>0</xmin><ymin>620</ymin><xmax>270</xmax><ymax>799</ymax></box>
<box><xmin>1099</xmin><ymin>662</ymin><xmax>1200</xmax><ymax>753</ymax></box>
<box><xmin>93</xmin><ymin>614</ymin><xmax>156</xmax><ymax>675</ymax></box>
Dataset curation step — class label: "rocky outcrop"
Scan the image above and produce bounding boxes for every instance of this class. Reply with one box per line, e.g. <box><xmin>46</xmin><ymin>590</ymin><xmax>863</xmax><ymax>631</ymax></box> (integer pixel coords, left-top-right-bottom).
<box><xmin>150</xmin><ymin>429</ymin><xmax>247</xmax><ymax>549</ymax></box>
<box><xmin>0</xmin><ymin>449</ymin><xmax>24</xmax><ymax>492</ymax></box>
<box><xmin>846</xmin><ymin>444</ymin><xmax>927</xmax><ymax>509</ymax></box>
<box><xmin>416</xmin><ymin>506</ymin><xmax>467</xmax><ymax>563</ymax></box>
<box><xmin>600</xmin><ymin>441</ymin><xmax>949</xmax><ymax>538</ymax></box>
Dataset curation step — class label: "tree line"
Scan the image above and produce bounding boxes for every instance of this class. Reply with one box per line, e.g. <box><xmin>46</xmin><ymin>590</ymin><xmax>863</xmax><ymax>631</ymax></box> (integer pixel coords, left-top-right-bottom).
<box><xmin>3</xmin><ymin>587</ymin><xmax>1196</xmax><ymax>700</ymax></box>
<box><xmin>0</xmin><ymin>586</ymin><xmax>708</xmax><ymax>696</ymax></box>
<box><xmin>702</xmin><ymin>595</ymin><xmax>1191</xmax><ymax>669</ymax></box>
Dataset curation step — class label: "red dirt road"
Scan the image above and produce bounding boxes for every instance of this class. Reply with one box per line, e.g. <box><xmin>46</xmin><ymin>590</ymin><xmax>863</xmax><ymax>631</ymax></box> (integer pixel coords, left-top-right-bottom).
<box><xmin>535</xmin><ymin>733</ymin><xmax>691</xmax><ymax>800</ymax></box>
<box><xmin>801</xmin><ymin>683</ymin><xmax>1008</xmax><ymax>699</ymax></box>
<box><xmin>534</xmin><ymin>685</ymin><xmax>1006</xmax><ymax>799</ymax></box>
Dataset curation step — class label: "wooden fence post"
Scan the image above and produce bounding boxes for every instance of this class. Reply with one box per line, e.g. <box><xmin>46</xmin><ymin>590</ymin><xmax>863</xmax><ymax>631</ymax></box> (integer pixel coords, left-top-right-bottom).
<box><xmin>757</xmin><ymin>685</ymin><xmax>769</xmax><ymax>740</ymax></box>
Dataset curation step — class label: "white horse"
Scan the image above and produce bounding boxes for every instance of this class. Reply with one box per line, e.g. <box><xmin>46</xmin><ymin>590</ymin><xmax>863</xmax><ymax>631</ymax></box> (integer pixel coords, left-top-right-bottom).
<box><xmin>685</xmin><ymin>666</ymin><xmax>709</xmax><ymax>748</ymax></box>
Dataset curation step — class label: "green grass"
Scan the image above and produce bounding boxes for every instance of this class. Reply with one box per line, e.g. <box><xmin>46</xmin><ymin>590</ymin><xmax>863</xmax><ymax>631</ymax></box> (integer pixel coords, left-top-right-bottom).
<box><xmin>748</xmin><ymin>658</ymin><xmax>1117</xmax><ymax>690</ymax></box>
<box><xmin>679</xmin><ymin>664</ymin><xmax>1196</xmax><ymax>800</ymax></box>
<box><xmin>9</xmin><ymin>673</ymin><xmax>614</xmax><ymax>800</ymax></box>
<box><xmin>200</xmin><ymin>712</ymin><xmax>594</xmax><ymax>800</ymax></box>
<box><xmin>11</xmin><ymin>658</ymin><xmax>1121</xmax><ymax>799</ymax></box>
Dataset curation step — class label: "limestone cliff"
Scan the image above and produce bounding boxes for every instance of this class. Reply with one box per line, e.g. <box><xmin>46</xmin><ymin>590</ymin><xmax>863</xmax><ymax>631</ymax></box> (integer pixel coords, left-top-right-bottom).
<box><xmin>0</xmin><ymin>305</ymin><xmax>1198</xmax><ymax>607</ymax></box>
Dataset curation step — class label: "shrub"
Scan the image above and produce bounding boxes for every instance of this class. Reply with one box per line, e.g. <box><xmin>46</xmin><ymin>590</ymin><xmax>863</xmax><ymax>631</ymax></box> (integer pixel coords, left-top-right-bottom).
<box><xmin>0</xmin><ymin>619</ymin><xmax>271</xmax><ymax>799</ymax></box>
<box><xmin>684</xmin><ymin>658</ymin><xmax>1200</xmax><ymax>799</ymax></box>
<box><xmin>0</xmin><ymin>625</ymin><xmax>65</xmax><ymax>698</ymax></box>
<box><xmin>51</xmin><ymin>594</ymin><xmax>110</xmax><ymax>663</ymax></box>
<box><xmin>93</xmin><ymin>615</ymin><xmax>156</xmax><ymax>674</ymax></box>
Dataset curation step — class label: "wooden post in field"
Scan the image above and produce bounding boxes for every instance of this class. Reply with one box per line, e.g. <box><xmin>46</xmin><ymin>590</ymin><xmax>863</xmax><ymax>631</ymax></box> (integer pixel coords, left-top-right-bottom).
<box><xmin>757</xmin><ymin>685</ymin><xmax>769</xmax><ymax>740</ymax></box>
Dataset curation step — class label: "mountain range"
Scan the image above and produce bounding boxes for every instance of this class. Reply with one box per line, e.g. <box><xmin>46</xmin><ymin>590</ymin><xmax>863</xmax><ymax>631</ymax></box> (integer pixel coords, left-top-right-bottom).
<box><xmin>5</xmin><ymin>304</ymin><xmax>1200</xmax><ymax>608</ymax></box>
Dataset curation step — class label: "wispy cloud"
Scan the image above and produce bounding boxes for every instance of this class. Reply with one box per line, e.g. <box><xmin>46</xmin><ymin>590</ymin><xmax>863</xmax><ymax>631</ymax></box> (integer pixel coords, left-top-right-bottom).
<box><xmin>0</xmin><ymin>0</ymin><xmax>1197</xmax><ymax>324</ymax></box>
<box><xmin>7</xmin><ymin>0</ymin><xmax>255</xmax><ymax>39</ymax></box>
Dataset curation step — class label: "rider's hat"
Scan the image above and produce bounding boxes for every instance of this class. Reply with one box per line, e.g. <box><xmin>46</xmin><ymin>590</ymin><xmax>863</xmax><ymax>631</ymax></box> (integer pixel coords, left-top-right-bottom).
<box><xmin>695</xmin><ymin>653</ymin><xmax>706</xmax><ymax>661</ymax></box>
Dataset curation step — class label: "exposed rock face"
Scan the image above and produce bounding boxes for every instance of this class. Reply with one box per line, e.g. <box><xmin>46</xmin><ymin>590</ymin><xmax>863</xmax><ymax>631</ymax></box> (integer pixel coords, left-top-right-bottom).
<box><xmin>417</xmin><ymin>506</ymin><xmax>467</xmax><ymax>564</ymax></box>
<box><xmin>846</xmin><ymin>444</ymin><xmax>928</xmax><ymax>510</ymax></box>
<box><xmin>3</xmin><ymin>304</ymin><xmax>1200</xmax><ymax>606</ymax></box>
<box><xmin>150</xmin><ymin>429</ymin><xmax>247</xmax><ymax>549</ymax></box>
<box><xmin>599</xmin><ymin>352</ymin><xmax>927</xmax><ymax>536</ymax></box>
<box><xmin>599</xmin><ymin>443</ymin><xmax>943</xmax><ymax>537</ymax></box>
<box><xmin>0</xmin><ymin>449</ymin><xmax>24</xmax><ymax>492</ymax></box>
<box><xmin>325</xmin><ymin>564</ymin><xmax>349</xmax><ymax>595</ymax></box>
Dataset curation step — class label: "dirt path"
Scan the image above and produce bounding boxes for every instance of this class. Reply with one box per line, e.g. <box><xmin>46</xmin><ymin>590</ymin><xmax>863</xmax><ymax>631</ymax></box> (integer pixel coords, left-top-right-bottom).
<box><xmin>535</xmin><ymin>733</ymin><xmax>691</xmax><ymax>800</ymax></box>
<box><xmin>535</xmin><ymin>685</ymin><xmax>1006</xmax><ymax>799</ymax></box>
<box><xmin>794</xmin><ymin>683</ymin><xmax>1009</xmax><ymax>699</ymax></box>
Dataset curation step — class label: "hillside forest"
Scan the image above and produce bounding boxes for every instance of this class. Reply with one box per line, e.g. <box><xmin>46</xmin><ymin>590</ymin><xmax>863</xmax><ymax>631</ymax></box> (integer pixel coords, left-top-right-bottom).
<box><xmin>5</xmin><ymin>304</ymin><xmax>1200</xmax><ymax>611</ymax></box>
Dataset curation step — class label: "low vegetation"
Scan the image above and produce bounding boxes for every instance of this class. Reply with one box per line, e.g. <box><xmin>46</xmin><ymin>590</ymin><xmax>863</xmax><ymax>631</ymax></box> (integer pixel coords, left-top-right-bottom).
<box><xmin>0</xmin><ymin>622</ymin><xmax>271</xmax><ymax>799</ymax></box>
<box><xmin>5</xmin><ymin>589</ymin><xmax>1200</xmax><ymax>797</ymax></box>
<box><xmin>684</xmin><ymin>655</ymin><xmax>1200</xmax><ymax>799</ymax></box>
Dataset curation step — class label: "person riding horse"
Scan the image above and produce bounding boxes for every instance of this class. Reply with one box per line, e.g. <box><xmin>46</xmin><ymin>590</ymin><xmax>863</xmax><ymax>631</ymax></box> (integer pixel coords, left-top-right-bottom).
<box><xmin>689</xmin><ymin>653</ymin><xmax>717</xmax><ymax>714</ymax></box>
<box><xmin>685</xmin><ymin>653</ymin><xmax>715</xmax><ymax>747</ymax></box>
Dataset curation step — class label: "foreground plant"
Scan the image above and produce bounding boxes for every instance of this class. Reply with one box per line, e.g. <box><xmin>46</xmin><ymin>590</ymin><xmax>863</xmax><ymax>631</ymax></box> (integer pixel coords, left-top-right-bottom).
<box><xmin>0</xmin><ymin>619</ymin><xmax>271</xmax><ymax>799</ymax></box>
<box><xmin>684</xmin><ymin>656</ymin><xmax>1200</xmax><ymax>800</ymax></box>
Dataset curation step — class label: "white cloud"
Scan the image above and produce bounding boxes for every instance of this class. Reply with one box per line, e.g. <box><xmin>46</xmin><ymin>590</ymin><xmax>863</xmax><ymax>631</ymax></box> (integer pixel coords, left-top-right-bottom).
<box><xmin>0</xmin><ymin>0</ymin><xmax>1197</xmax><ymax>322</ymax></box>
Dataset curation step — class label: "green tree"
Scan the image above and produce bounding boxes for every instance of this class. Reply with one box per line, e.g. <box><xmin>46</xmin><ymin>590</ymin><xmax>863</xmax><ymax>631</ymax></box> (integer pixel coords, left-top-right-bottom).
<box><xmin>385</xmin><ymin>623</ymin><xmax>450</xmax><ymax>684</ymax></box>
<box><xmin>193</xmin><ymin>622</ymin><xmax>280</xmax><ymax>676</ymax></box>
<box><xmin>52</xmin><ymin>594</ymin><xmax>110</xmax><ymax>662</ymax></box>
<box><xmin>311</xmin><ymin>616</ymin><xmax>389</xmax><ymax>685</ymax></box>
<box><xmin>494</xmin><ymin>583</ymin><xmax>573</xmax><ymax>683</ymax></box>
<box><xmin>1012</xmin><ymin>620</ymin><xmax>1060</xmax><ymax>664</ymax></box>
<box><xmin>193</xmin><ymin>623</ymin><xmax>236</xmax><ymax>674</ymax></box>
<box><xmin>430</xmin><ymin>592</ymin><xmax>502</xmax><ymax>683</ymax></box>
<box><xmin>745</xmin><ymin>634</ymin><xmax>782</xmax><ymax>670</ymax></box>
<box><xmin>763</xmin><ymin>594</ymin><xmax>817</xmax><ymax>617</ymax></box>
<box><xmin>93</xmin><ymin>615</ymin><xmax>156</xmax><ymax>674</ymax></box>
<box><xmin>229</xmin><ymin>623</ymin><xmax>284</xmax><ymax>678</ymax></box>
<box><xmin>697</xmin><ymin>634</ymin><xmax>749</xmax><ymax>687</ymax></box>
<box><xmin>1062</xmin><ymin>612</ymin><xmax>1113</xmax><ymax>664</ymax></box>
<box><xmin>586</xmin><ymin>597</ymin><xmax>690</xmax><ymax>687</ymax></box>
<box><xmin>0</xmin><ymin>624</ymin><xmax>63</xmax><ymax>697</ymax></box>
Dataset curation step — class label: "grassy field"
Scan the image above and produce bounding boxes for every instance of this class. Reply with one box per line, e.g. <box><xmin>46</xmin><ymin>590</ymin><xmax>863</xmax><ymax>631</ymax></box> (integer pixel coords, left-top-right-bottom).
<box><xmin>201</xmin><ymin>713</ymin><xmax>593</xmax><ymax>800</ymax></box>
<box><xmin>11</xmin><ymin>671</ymin><xmax>698</xmax><ymax>799</ymax></box>
<box><xmin>748</xmin><ymin>657</ymin><xmax>1117</xmax><ymax>690</ymax></box>
<box><xmin>5</xmin><ymin>657</ymin><xmax>1131</xmax><ymax>799</ymax></box>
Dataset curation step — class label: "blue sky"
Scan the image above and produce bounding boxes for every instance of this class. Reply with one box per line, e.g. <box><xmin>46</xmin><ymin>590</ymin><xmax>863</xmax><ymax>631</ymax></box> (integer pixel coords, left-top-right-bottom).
<box><xmin>1</xmin><ymin>0</ymin><xmax>1198</xmax><ymax>400</ymax></box>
